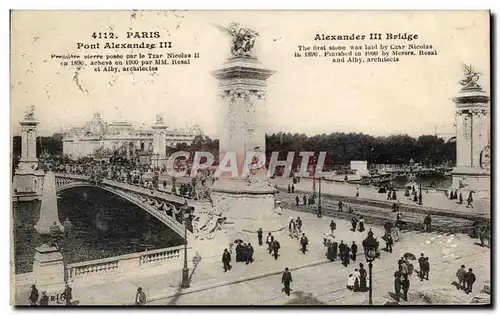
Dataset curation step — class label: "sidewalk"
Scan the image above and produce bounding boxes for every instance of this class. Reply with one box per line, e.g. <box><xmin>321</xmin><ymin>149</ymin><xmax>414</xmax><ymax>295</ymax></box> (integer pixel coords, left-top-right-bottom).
<box><xmin>273</xmin><ymin>178</ymin><xmax>490</xmax><ymax>219</ymax></box>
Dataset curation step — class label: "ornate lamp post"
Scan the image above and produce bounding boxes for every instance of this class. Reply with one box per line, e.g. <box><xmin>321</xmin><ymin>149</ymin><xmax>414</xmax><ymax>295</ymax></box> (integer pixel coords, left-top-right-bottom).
<box><xmin>418</xmin><ymin>166</ymin><xmax>423</xmax><ymax>205</ymax></box>
<box><xmin>363</xmin><ymin>230</ymin><xmax>378</xmax><ymax>305</ymax></box>
<box><xmin>317</xmin><ymin>176</ymin><xmax>322</xmax><ymax>218</ymax></box>
<box><xmin>181</xmin><ymin>205</ymin><xmax>190</xmax><ymax>289</ymax></box>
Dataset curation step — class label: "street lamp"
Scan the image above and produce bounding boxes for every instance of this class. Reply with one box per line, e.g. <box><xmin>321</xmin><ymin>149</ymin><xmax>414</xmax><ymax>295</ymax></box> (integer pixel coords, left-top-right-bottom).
<box><xmin>181</xmin><ymin>205</ymin><xmax>190</xmax><ymax>288</ymax></box>
<box><xmin>418</xmin><ymin>167</ymin><xmax>423</xmax><ymax>205</ymax></box>
<box><xmin>363</xmin><ymin>230</ymin><xmax>378</xmax><ymax>306</ymax></box>
<box><xmin>317</xmin><ymin>176</ymin><xmax>322</xmax><ymax>218</ymax></box>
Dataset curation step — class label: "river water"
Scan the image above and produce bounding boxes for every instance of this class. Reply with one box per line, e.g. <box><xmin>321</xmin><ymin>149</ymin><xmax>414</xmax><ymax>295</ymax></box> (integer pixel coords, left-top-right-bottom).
<box><xmin>12</xmin><ymin>187</ymin><xmax>184</xmax><ymax>274</ymax></box>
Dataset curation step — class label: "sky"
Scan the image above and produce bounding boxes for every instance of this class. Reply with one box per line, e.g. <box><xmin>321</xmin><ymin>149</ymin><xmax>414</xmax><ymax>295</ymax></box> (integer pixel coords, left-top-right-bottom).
<box><xmin>10</xmin><ymin>10</ymin><xmax>490</xmax><ymax>138</ymax></box>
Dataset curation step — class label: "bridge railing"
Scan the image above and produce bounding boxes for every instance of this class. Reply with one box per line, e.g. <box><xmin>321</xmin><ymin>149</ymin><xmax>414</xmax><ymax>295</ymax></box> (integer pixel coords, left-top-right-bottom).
<box><xmin>65</xmin><ymin>245</ymin><xmax>189</xmax><ymax>284</ymax></box>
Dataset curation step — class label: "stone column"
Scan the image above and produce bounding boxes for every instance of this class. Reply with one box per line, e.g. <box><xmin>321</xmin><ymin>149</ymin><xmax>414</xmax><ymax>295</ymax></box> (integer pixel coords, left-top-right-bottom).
<box><xmin>451</xmin><ymin>65</ymin><xmax>490</xmax><ymax>195</ymax></box>
<box><xmin>210</xmin><ymin>56</ymin><xmax>283</xmax><ymax>235</ymax></box>
<box><xmin>13</xmin><ymin>107</ymin><xmax>43</xmax><ymax>200</ymax></box>
<box><xmin>152</xmin><ymin>113</ymin><xmax>168</xmax><ymax>168</ymax></box>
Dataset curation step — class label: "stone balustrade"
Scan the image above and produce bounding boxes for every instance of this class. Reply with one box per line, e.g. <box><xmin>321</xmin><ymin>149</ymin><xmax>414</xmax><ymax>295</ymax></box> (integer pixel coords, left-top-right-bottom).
<box><xmin>66</xmin><ymin>245</ymin><xmax>188</xmax><ymax>285</ymax></box>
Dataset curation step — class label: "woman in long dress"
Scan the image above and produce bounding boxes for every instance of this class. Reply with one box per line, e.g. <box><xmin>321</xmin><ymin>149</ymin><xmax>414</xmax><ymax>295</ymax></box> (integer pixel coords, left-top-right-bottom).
<box><xmin>353</xmin><ymin>269</ymin><xmax>361</xmax><ymax>292</ymax></box>
<box><xmin>358</xmin><ymin>216</ymin><xmax>365</xmax><ymax>232</ymax></box>
<box><xmin>359</xmin><ymin>263</ymin><xmax>368</xmax><ymax>292</ymax></box>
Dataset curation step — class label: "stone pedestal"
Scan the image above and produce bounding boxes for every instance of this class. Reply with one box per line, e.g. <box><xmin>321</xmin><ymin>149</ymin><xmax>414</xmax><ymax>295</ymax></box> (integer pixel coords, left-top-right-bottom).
<box><xmin>151</xmin><ymin>114</ymin><xmax>168</xmax><ymax>169</ymax></box>
<box><xmin>451</xmin><ymin>84</ymin><xmax>490</xmax><ymax>199</ymax></box>
<box><xmin>210</xmin><ymin>56</ymin><xmax>283</xmax><ymax>235</ymax></box>
<box><xmin>32</xmin><ymin>245</ymin><xmax>65</xmax><ymax>294</ymax></box>
<box><xmin>13</xmin><ymin>116</ymin><xmax>41</xmax><ymax>201</ymax></box>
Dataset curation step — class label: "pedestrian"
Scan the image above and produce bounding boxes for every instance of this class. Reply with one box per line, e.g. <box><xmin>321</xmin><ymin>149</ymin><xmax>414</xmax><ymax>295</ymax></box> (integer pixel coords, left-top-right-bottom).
<box><xmin>61</xmin><ymin>284</ymin><xmax>72</xmax><ymax>306</ymax></box>
<box><xmin>464</xmin><ymin>268</ymin><xmax>476</xmax><ymax>294</ymax></box>
<box><xmin>423</xmin><ymin>214</ymin><xmax>431</xmax><ymax>231</ymax></box>
<box><xmin>287</xmin><ymin>184</ymin><xmax>291</xmax><ymax>193</ymax></box>
<box><xmin>222</xmin><ymin>248</ymin><xmax>232</xmax><ymax>272</ymax></box>
<box><xmin>303</xmin><ymin>195</ymin><xmax>307</xmax><ymax>206</ymax></box>
<box><xmin>338</xmin><ymin>200</ymin><xmax>343</xmax><ymax>212</ymax></box>
<box><xmin>330</xmin><ymin>220</ymin><xmax>336</xmax><ymax>235</ymax></box>
<box><xmin>246</xmin><ymin>243</ymin><xmax>254</xmax><ymax>264</ymax></box>
<box><xmin>400</xmin><ymin>260</ymin><xmax>409</xmax><ymax>276</ymax></box>
<box><xmin>401</xmin><ymin>274</ymin><xmax>410</xmax><ymax>301</ymax></box>
<box><xmin>257</xmin><ymin>228</ymin><xmax>263</xmax><ymax>246</ymax></box>
<box><xmin>392</xmin><ymin>202</ymin><xmax>397</xmax><ymax>212</ymax></box>
<box><xmin>295</xmin><ymin>195</ymin><xmax>300</xmax><ymax>206</ymax></box>
<box><xmin>272</xmin><ymin>239</ymin><xmax>281</xmax><ymax>260</ymax></box>
<box><xmin>456</xmin><ymin>265</ymin><xmax>467</xmax><ymax>291</ymax></box>
<box><xmin>288</xmin><ymin>218</ymin><xmax>297</xmax><ymax>238</ymax></box>
<box><xmin>327</xmin><ymin>242</ymin><xmax>335</xmax><ymax>261</ymax></box>
<box><xmin>266</xmin><ymin>233</ymin><xmax>273</xmax><ymax>254</ymax></box>
<box><xmin>358</xmin><ymin>216</ymin><xmax>365</xmax><ymax>232</ymax></box>
<box><xmin>418</xmin><ymin>253</ymin><xmax>425</xmax><ymax>279</ymax></box>
<box><xmin>291</xmin><ymin>184</ymin><xmax>295</xmax><ymax>194</ymax></box>
<box><xmin>332</xmin><ymin>241</ymin><xmax>338</xmax><ymax>261</ymax></box>
<box><xmin>339</xmin><ymin>240</ymin><xmax>346</xmax><ymax>255</ymax></box>
<box><xmin>39</xmin><ymin>290</ymin><xmax>49</xmax><ymax>306</ymax></box>
<box><xmin>351</xmin><ymin>216</ymin><xmax>358</xmax><ymax>232</ymax></box>
<box><xmin>353</xmin><ymin>269</ymin><xmax>361</xmax><ymax>292</ymax></box>
<box><xmin>135</xmin><ymin>287</ymin><xmax>146</xmax><ymax>305</ymax></box>
<box><xmin>359</xmin><ymin>263</ymin><xmax>368</xmax><ymax>292</ymax></box>
<box><xmin>300</xmin><ymin>233</ymin><xmax>308</xmax><ymax>254</ymax></box>
<box><xmin>296</xmin><ymin>217</ymin><xmax>302</xmax><ymax>233</ymax></box>
<box><xmin>235</xmin><ymin>241</ymin><xmax>243</xmax><ymax>262</ymax></box>
<box><xmin>459</xmin><ymin>192</ymin><xmax>463</xmax><ymax>204</ymax></box>
<box><xmin>421</xmin><ymin>257</ymin><xmax>430</xmax><ymax>281</ymax></box>
<box><xmin>394</xmin><ymin>273</ymin><xmax>402</xmax><ymax>302</ymax></box>
<box><xmin>28</xmin><ymin>284</ymin><xmax>39</xmax><ymax>306</ymax></box>
<box><xmin>387</xmin><ymin>190</ymin><xmax>392</xmax><ymax>200</ymax></box>
<box><xmin>385</xmin><ymin>234</ymin><xmax>393</xmax><ymax>253</ymax></box>
<box><xmin>342</xmin><ymin>245</ymin><xmax>351</xmax><ymax>267</ymax></box>
<box><xmin>466</xmin><ymin>192</ymin><xmax>474</xmax><ymax>208</ymax></box>
<box><xmin>356</xmin><ymin>188</ymin><xmax>359</xmax><ymax>198</ymax></box>
<box><xmin>396</xmin><ymin>211</ymin><xmax>403</xmax><ymax>224</ymax></box>
<box><xmin>281</xmin><ymin>267</ymin><xmax>293</xmax><ymax>296</ymax></box>
<box><xmin>351</xmin><ymin>241</ymin><xmax>358</xmax><ymax>261</ymax></box>
<box><xmin>392</xmin><ymin>190</ymin><xmax>397</xmax><ymax>200</ymax></box>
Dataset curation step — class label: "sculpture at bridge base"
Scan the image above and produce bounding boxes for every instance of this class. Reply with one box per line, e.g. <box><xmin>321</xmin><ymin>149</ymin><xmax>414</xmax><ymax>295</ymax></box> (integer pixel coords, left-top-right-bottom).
<box><xmin>206</xmin><ymin>23</ymin><xmax>283</xmax><ymax>240</ymax></box>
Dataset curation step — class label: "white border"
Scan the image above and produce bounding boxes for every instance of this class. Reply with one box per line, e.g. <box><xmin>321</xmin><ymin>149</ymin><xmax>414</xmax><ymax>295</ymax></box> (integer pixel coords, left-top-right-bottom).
<box><xmin>2</xmin><ymin>1</ymin><xmax>498</xmax><ymax>314</ymax></box>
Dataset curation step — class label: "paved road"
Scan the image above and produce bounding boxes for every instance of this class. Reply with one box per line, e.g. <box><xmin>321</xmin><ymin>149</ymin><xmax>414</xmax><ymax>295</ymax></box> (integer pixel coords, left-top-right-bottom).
<box><xmin>149</xmin><ymin>209</ymin><xmax>490</xmax><ymax>305</ymax></box>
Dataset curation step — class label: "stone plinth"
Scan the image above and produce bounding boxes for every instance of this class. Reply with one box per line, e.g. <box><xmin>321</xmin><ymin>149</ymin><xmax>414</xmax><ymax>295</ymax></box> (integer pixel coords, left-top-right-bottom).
<box><xmin>451</xmin><ymin>86</ymin><xmax>490</xmax><ymax>198</ymax></box>
<box><xmin>32</xmin><ymin>244</ymin><xmax>65</xmax><ymax>294</ymax></box>
<box><xmin>210</xmin><ymin>56</ymin><xmax>283</xmax><ymax>236</ymax></box>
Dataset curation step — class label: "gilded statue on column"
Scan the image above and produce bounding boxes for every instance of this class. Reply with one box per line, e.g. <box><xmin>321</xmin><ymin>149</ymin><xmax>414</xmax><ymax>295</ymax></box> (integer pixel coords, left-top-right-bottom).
<box><xmin>212</xmin><ymin>22</ymin><xmax>259</xmax><ymax>57</ymax></box>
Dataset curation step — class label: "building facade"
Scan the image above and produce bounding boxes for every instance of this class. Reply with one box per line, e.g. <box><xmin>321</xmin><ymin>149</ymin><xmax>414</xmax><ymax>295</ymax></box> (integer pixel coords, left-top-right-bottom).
<box><xmin>62</xmin><ymin>112</ymin><xmax>203</xmax><ymax>160</ymax></box>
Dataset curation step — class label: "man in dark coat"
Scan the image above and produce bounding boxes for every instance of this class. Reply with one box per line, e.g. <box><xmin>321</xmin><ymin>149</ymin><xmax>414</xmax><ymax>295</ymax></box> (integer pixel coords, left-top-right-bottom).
<box><xmin>282</xmin><ymin>267</ymin><xmax>293</xmax><ymax>296</ymax></box>
<box><xmin>423</xmin><ymin>214</ymin><xmax>431</xmax><ymax>231</ymax></box>
<box><xmin>465</xmin><ymin>268</ymin><xmax>476</xmax><ymax>294</ymax></box>
<box><xmin>300</xmin><ymin>233</ymin><xmax>308</xmax><ymax>254</ymax></box>
<box><xmin>401</xmin><ymin>274</ymin><xmax>410</xmax><ymax>301</ymax></box>
<box><xmin>296</xmin><ymin>217</ymin><xmax>303</xmax><ymax>233</ymax></box>
<box><xmin>338</xmin><ymin>240</ymin><xmax>346</xmax><ymax>255</ymax></box>
<box><xmin>295</xmin><ymin>195</ymin><xmax>300</xmax><ymax>206</ymax></box>
<box><xmin>418</xmin><ymin>253</ymin><xmax>425</xmax><ymax>280</ymax></box>
<box><xmin>287</xmin><ymin>184</ymin><xmax>291</xmax><ymax>193</ymax></box>
<box><xmin>342</xmin><ymin>246</ymin><xmax>351</xmax><ymax>267</ymax></box>
<box><xmin>327</xmin><ymin>242</ymin><xmax>335</xmax><ymax>261</ymax></box>
<box><xmin>303</xmin><ymin>195</ymin><xmax>307</xmax><ymax>206</ymax></box>
<box><xmin>28</xmin><ymin>284</ymin><xmax>39</xmax><ymax>306</ymax></box>
<box><xmin>385</xmin><ymin>234</ymin><xmax>394</xmax><ymax>253</ymax></box>
<box><xmin>291</xmin><ymin>184</ymin><xmax>295</xmax><ymax>193</ymax></box>
<box><xmin>394</xmin><ymin>273</ymin><xmax>402</xmax><ymax>302</ymax></box>
<box><xmin>466</xmin><ymin>192</ymin><xmax>474</xmax><ymax>208</ymax></box>
<box><xmin>332</xmin><ymin>242</ymin><xmax>339</xmax><ymax>260</ymax></box>
<box><xmin>272</xmin><ymin>239</ymin><xmax>281</xmax><ymax>260</ymax></box>
<box><xmin>257</xmin><ymin>228</ymin><xmax>263</xmax><ymax>246</ymax></box>
<box><xmin>39</xmin><ymin>291</ymin><xmax>49</xmax><ymax>306</ymax></box>
<box><xmin>351</xmin><ymin>242</ymin><xmax>358</xmax><ymax>261</ymax></box>
<box><xmin>350</xmin><ymin>217</ymin><xmax>358</xmax><ymax>232</ymax></box>
<box><xmin>135</xmin><ymin>287</ymin><xmax>146</xmax><ymax>305</ymax></box>
<box><xmin>246</xmin><ymin>243</ymin><xmax>254</xmax><ymax>264</ymax></box>
<box><xmin>235</xmin><ymin>242</ymin><xmax>243</xmax><ymax>262</ymax></box>
<box><xmin>62</xmin><ymin>284</ymin><xmax>72</xmax><ymax>305</ymax></box>
<box><xmin>421</xmin><ymin>257</ymin><xmax>430</xmax><ymax>281</ymax></box>
<box><xmin>222</xmin><ymin>248</ymin><xmax>232</xmax><ymax>272</ymax></box>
